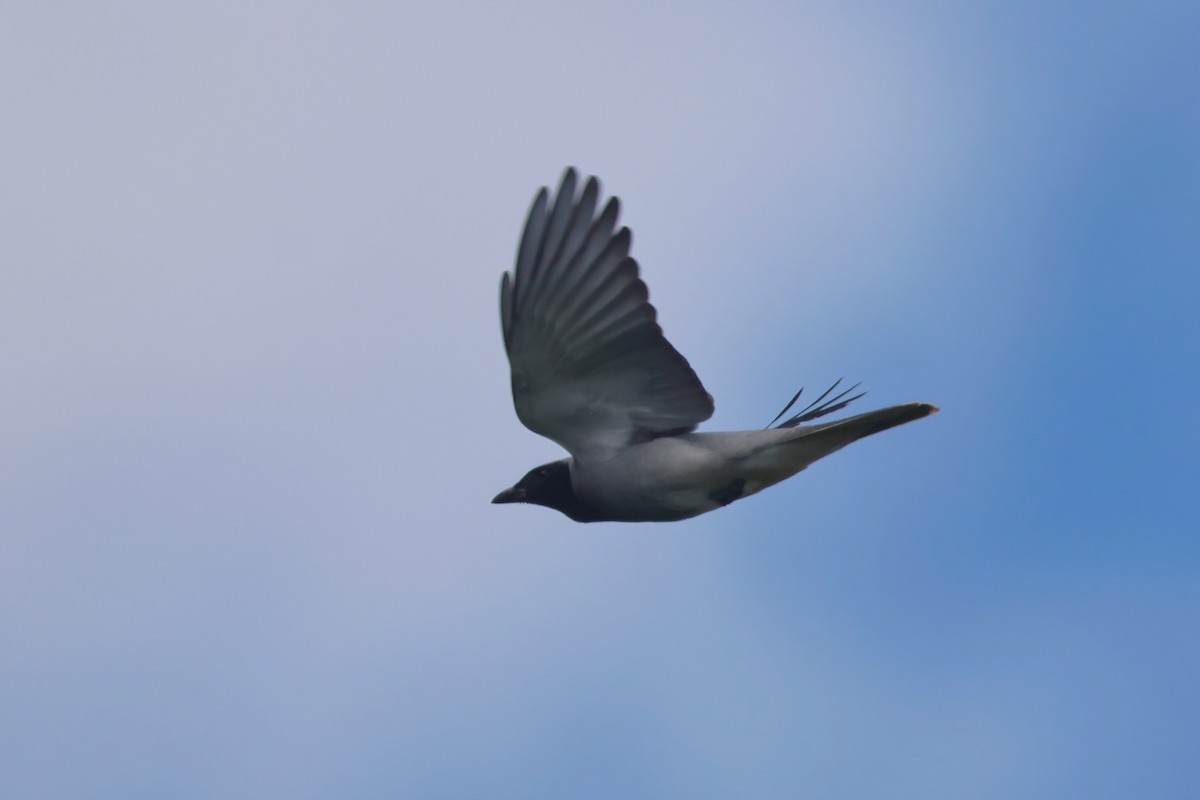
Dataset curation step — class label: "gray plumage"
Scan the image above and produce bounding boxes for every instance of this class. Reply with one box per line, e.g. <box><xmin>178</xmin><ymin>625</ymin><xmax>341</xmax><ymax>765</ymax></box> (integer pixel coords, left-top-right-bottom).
<box><xmin>494</xmin><ymin>169</ymin><xmax>937</xmax><ymax>522</ymax></box>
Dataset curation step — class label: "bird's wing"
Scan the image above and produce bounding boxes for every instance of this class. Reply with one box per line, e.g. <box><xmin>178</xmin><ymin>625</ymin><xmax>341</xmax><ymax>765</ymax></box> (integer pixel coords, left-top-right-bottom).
<box><xmin>500</xmin><ymin>168</ymin><xmax>714</xmax><ymax>462</ymax></box>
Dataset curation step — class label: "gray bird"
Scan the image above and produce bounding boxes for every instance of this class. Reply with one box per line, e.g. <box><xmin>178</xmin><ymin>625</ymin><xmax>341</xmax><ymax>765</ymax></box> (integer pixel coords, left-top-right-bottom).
<box><xmin>493</xmin><ymin>169</ymin><xmax>937</xmax><ymax>522</ymax></box>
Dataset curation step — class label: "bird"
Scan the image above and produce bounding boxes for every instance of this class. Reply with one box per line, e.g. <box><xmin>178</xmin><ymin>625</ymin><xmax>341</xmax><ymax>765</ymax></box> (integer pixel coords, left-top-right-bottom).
<box><xmin>493</xmin><ymin>168</ymin><xmax>937</xmax><ymax>522</ymax></box>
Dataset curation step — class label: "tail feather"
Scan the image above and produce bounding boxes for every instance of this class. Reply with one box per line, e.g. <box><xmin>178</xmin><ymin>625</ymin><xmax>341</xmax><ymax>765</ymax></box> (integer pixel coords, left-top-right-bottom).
<box><xmin>740</xmin><ymin>402</ymin><xmax>938</xmax><ymax>487</ymax></box>
<box><xmin>766</xmin><ymin>378</ymin><xmax>867</xmax><ymax>428</ymax></box>
<box><xmin>799</xmin><ymin>401</ymin><xmax>939</xmax><ymax>444</ymax></box>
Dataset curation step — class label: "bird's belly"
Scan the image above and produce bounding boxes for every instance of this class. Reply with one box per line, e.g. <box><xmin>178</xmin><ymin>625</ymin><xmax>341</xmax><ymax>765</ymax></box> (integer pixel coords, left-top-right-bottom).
<box><xmin>571</xmin><ymin>437</ymin><xmax>742</xmax><ymax>521</ymax></box>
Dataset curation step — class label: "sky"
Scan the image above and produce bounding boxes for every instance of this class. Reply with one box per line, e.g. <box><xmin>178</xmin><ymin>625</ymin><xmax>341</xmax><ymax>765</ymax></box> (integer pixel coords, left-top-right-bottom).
<box><xmin>3</xmin><ymin>1</ymin><xmax>1198</xmax><ymax>797</ymax></box>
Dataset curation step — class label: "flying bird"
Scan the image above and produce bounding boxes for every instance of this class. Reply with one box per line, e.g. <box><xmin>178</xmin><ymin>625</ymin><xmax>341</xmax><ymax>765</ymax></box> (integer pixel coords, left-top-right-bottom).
<box><xmin>494</xmin><ymin>169</ymin><xmax>937</xmax><ymax>522</ymax></box>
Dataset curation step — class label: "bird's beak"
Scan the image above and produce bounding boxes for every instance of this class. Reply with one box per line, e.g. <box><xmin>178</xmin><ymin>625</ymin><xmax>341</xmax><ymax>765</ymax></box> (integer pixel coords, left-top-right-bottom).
<box><xmin>492</xmin><ymin>487</ymin><xmax>525</xmax><ymax>504</ymax></box>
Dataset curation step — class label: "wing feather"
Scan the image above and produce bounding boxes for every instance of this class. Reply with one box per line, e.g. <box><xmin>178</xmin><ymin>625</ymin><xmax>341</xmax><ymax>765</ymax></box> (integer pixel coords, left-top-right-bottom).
<box><xmin>500</xmin><ymin>169</ymin><xmax>713</xmax><ymax>460</ymax></box>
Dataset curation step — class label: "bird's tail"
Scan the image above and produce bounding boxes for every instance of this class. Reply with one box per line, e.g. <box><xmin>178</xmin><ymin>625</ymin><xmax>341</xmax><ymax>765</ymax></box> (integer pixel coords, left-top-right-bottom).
<box><xmin>741</xmin><ymin>402</ymin><xmax>938</xmax><ymax>484</ymax></box>
<box><xmin>797</xmin><ymin>402</ymin><xmax>939</xmax><ymax>447</ymax></box>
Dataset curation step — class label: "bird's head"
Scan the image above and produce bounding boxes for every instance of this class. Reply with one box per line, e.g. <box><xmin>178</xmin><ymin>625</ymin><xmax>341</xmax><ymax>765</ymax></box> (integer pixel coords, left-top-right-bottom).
<box><xmin>493</xmin><ymin>459</ymin><xmax>591</xmax><ymax>520</ymax></box>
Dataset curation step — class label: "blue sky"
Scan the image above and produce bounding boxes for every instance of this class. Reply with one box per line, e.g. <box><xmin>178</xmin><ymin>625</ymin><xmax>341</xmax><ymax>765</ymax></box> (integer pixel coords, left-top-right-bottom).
<box><xmin>3</xmin><ymin>2</ymin><xmax>1198</xmax><ymax>797</ymax></box>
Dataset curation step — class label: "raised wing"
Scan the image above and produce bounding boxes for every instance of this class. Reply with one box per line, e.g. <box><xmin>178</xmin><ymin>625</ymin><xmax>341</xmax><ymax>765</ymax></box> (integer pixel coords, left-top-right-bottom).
<box><xmin>500</xmin><ymin>168</ymin><xmax>714</xmax><ymax>461</ymax></box>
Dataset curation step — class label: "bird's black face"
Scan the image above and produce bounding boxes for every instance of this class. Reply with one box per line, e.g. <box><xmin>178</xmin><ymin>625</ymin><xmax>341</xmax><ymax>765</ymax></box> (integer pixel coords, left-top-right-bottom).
<box><xmin>492</xmin><ymin>460</ymin><xmax>589</xmax><ymax>519</ymax></box>
<box><xmin>493</xmin><ymin>460</ymin><xmax>572</xmax><ymax>507</ymax></box>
